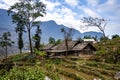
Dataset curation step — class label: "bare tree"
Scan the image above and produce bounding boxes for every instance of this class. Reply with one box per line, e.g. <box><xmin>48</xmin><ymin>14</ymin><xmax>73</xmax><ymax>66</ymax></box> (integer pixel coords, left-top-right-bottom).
<box><xmin>82</xmin><ymin>17</ymin><xmax>108</xmax><ymax>38</ymax></box>
<box><xmin>61</xmin><ymin>28</ymin><xmax>73</xmax><ymax>55</ymax></box>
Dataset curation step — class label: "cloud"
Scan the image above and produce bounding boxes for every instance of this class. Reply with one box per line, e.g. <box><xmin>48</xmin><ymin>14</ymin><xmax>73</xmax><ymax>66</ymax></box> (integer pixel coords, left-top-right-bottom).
<box><xmin>65</xmin><ymin>0</ymin><xmax>78</xmax><ymax>6</ymax></box>
<box><xmin>97</xmin><ymin>0</ymin><xmax>120</xmax><ymax>13</ymax></box>
<box><xmin>86</xmin><ymin>0</ymin><xmax>99</xmax><ymax>6</ymax></box>
<box><xmin>0</xmin><ymin>0</ymin><xmax>19</xmax><ymax>9</ymax></box>
<box><xmin>41</xmin><ymin>0</ymin><xmax>60</xmax><ymax>11</ymax></box>
<box><xmin>79</xmin><ymin>6</ymin><xmax>100</xmax><ymax>18</ymax></box>
<box><xmin>37</xmin><ymin>6</ymin><xmax>84</xmax><ymax>32</ymax></box>
<box><xmin>0</xmin><ymin>0</ymin><xmax>120</xmax><ymax>36</ymax></box>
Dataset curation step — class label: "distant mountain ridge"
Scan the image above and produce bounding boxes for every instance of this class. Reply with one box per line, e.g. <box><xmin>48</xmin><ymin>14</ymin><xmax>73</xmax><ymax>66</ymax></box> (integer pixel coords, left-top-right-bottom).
<box><xmin>0</xmin><ymin>9</ymin><xmax>102</xmax><ymax>44</ymax></box>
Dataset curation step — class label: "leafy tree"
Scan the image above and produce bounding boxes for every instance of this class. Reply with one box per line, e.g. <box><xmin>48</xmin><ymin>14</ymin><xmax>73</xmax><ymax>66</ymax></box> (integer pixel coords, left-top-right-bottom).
<box><xmin>55</xmin><ymin>39</ymin><xmax>61</xmax><ymax>45</ymax></box>
<box><xmin>61</xmin><ymin>28</ymin><xmax>73</xmax><ymax>55</ymax></box>
<box><xmin>0</xmin><ymin>32</ymin><xmax>14</xmax><ymax>59</ymax></box>
<box><xmin>49</xmin><ymin>37</ymin><xmax>55</xmax><ymax>44</ymax></box>
<box><xmin>15</xmin><ymin>22</ymin><xmax>26</xmax><ymax>54</ymax></box>
<box><xmin>8</xmin><ymin>0</ymin><xmax>46</xmax><ymax>54</ymax></box>
<box><xmin>112</xmin><ymin>34</ymin><xmax>119</xmax><ymax>39</ymax></box>
<box><xmin>33</xmin><ymin>23</ymin><xmax>41</xmax><ymax>50</ymax></box>
<box><xmin>82</xmin><ymin>17</ymin><xmax>108</xmax><ymax>38</ymax></box>
<box><xmin>83</xmin><ymin>35</ymin><xmax>92</xmax><ymax>39</ymax></box>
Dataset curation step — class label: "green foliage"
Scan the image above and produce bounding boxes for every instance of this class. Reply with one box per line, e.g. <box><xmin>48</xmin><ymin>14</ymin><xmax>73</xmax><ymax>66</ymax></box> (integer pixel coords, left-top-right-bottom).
<box><xmin>100</xmin><ymin>36</ymin><xmax>109</xmax><ymax>41</ymax></box>
<box><xmin>33</xmin><ymin>25</ymin><xmax>41</xmax><ymax>50</ymax></box>
<box><xmin>44</xmin><ymin>61</ymin><xmax>60</xmax><ymax>80</ymax></box>
<box><xmin>34</xmin><ymin>48</ymin><xmax>46</xmax><ymax>57</ymax></box>
<box><xmin>15</xmin><ymin>21</ymin><xmax>26</xmax><ymax>54</ymax></box>
<box><xmin>8</xmin><ymin>0</ymin><xmax>46</xmax><ymax>54</ymax></box>
<box><xmin>0</xmin><ymin>32</ymin><xmax>14</xmax><ymax>58</ymax></box>
<box><xmin>55</xmin><ymin>39</ymin><xmax>62</xmax><ymax>45</ymax></box>
<box><xmin>0</xmin><ymin>32</ymin><xmax>14</xmax><ymax>47</ymax></box>
<box><xmin>83</xmin><ymin>35</ymin><xmax>92</xmax><ymax>39</ymax></box>
<box><xmin>0</xmin><ymin>66</ymin><xmax>45</xmax><ymax>80</ymax></box>
<box><xmin>52</xmin><ymin>59</ymin><xmax>63</xmax><ymax>64</ymax></box>
<box><xmin>0</xmin><ymin>69</ymin><xmax>7</xmax><ymax>76</ymax></box>
<box><xmin>112</xmin><ymin>34</ymin><xmax>119</xmax><ymax>39</ymax></box>
<box><xmin>18</xmin><ymin>32</ymin><xmax>24</xmax><ymax>54</ymax></box>
<box><xmin>57</xmin><ymin>68</ymin><xmax>84</xmax><ymax>80</ymax></box>
<box><xmin>49</xmin><ymin>37</ymin><xmax>55</xmax><ymax>44</ymax></box>
<box><xmin>94</xmin><ymin>37</ymin><xmax>120</xmax><ymax>63</ymax></box>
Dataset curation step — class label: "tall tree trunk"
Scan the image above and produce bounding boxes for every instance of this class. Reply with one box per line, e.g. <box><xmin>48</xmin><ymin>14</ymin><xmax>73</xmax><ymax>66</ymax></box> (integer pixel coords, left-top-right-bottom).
<box><xmin>20</xmin><ymin>49</ymin><xmax>22</xmax><ymax>54</ymax></box>
<box><xmin>65</xmin><ymin>39</ymin><xmax>68</xmax><ymax>56</ymax></box>
<box><xmin>28</xmin><ymin>29</ymin><xmax>33</xmax><ymax>54</ymax></box>
<box><xmin>5</xmin><ymin>46</ymin><xmax>7</xmax><ymax>59</ymax></box>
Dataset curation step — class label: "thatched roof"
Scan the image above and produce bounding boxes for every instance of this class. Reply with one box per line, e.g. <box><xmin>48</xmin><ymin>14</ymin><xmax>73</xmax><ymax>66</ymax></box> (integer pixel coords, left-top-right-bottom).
<box><xmin>46</xmin><ymin>41</ymin><xmax>80</xmax><ymax>52</ymax></box>
<box><xmin>43</xmin><ymin>41</ymin><xmax>96</xmax><ymax>53</ymax></box>
<box><xmin>72</xmin><ymin>43</ymin><xmax>96</xmax><ymax>51</ymax></box>
<box><xmin>43</xmin><ymin>44</ymin><xmax>56</xmax><ymax>50</ymax></box>
<box><xmin>54</xmin><ymin>41</ymin><xmax>77</xmax><ymax>50</ymax></box>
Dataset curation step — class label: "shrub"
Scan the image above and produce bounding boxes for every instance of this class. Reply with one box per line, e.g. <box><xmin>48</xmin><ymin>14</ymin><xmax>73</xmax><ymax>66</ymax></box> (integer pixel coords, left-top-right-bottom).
<box><xmin>0</xmin><ymin>66</ymin><xmax>45</xmax><ymax>80</ymax></box>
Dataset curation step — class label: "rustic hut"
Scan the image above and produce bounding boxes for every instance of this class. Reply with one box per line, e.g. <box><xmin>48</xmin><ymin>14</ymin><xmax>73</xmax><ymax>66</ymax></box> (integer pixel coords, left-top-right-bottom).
<box><xmin>71</xmin><ymin>43</ymin><xmax>96</xmax><ymax>59</ymax></box>
<box><xmin>43</xmin><ymin>41</ymin><xmax>96</xmax><ymax>58</ymax></box>
<box><xmin>47</xmin><ymin>41</ymin><xmax>80</xmax><ymax>56</ymax></box>
<box><xmin>42</xmin><ymin>44</ymin><xmax>56</xmax><ymax>57</ymax></box>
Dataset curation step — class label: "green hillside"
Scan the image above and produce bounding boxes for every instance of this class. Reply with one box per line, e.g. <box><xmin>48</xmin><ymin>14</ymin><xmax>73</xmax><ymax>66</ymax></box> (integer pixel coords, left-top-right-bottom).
<box><xmin>0</xmin><ymin>38</ymin><xmax>120</xmax><ymax>80</ymax></box>
<box><xmin>0</xmin><ymin>53</ymin><xmax>120</xmax><ymax>80</ymax></box>
<box><xmin>94</xmin><ymin>37</ymin><xmax>120</xmax><ymax>64</ymax></box>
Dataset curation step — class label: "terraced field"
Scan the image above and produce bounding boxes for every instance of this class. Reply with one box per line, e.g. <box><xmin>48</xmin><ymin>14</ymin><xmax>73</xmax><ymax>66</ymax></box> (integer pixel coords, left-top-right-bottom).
<box><xmin>0</xmin><ymin>54</ymin><xmax>120</xmax><ymax>80</ymax></box>
<box><xmin>42</xmin><ymin>58</ymin><xmax>120</xmax><ymax>80</ymax></box>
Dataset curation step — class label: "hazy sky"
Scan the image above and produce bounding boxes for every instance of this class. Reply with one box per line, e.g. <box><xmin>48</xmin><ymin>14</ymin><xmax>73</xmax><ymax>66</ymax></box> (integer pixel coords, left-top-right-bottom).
<box><xmin>0</xmin><ymin>0</ymin><xmax>120</xmax><ymax>37</ymax></box>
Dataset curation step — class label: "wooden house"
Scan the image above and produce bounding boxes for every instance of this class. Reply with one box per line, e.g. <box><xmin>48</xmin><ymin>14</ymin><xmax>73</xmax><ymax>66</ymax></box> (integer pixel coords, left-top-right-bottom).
<box><xmin>43</xmin><ymin>41</ymin><xmax>96</xmax><ymax>58</ymax></box>
<box><xmin>70</xmin><ymin>42</ymin><xmax>96</xmax><ymax>59</ymax></box>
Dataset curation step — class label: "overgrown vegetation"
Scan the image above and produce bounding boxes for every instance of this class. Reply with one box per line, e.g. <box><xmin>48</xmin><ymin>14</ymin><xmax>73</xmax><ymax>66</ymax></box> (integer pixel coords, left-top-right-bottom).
<box><xmin>0</xmin><ymin>66</ymin><xmax>45</xmax><ymax>80</ymax></box>
<box><xmin>94</xmin><ymin>37</ymin><xmax>120</xmax><ymax>64</ymax></box>
<box><xmin>0</xmin><ymin>52</ymin><xmax>120</xmax><ymax>80</ymax></box>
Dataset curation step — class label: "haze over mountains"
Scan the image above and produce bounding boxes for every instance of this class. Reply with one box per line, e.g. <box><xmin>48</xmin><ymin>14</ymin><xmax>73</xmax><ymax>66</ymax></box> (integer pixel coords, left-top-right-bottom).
<box><xmin>0</xmin><ymin>9</ymin><xmax>102</xmax><ymax>45</ymax></box>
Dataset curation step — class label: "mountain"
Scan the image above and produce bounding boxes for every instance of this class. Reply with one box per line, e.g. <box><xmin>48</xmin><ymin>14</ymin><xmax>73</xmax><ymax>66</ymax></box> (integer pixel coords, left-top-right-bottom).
<box><xmin>0</xmin><ymin>9</ymin><xmax>102</xmax><ymax>44</ymax></box>
<box><xmin>40</xmin><ymin>20</ymin><xmax>82</xmax><ymax>43</ymax></box>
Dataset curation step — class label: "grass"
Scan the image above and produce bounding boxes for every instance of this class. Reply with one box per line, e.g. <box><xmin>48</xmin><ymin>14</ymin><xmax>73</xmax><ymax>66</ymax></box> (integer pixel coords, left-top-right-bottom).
<box><xmin>0</xmin><ymin>53</ymin><xmax>120</xmax><ymax>80</ymax></box>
